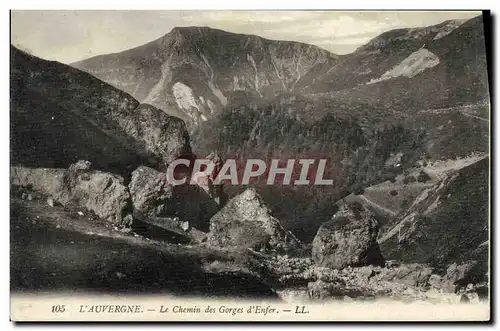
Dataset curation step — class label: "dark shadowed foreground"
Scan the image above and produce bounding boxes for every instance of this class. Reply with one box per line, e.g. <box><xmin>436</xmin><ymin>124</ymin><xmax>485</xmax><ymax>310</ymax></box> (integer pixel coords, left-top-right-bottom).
<box><xmin>10</xmin><ymin>198</ymin><xmax>277</xmax><ymax>299</ymax></box>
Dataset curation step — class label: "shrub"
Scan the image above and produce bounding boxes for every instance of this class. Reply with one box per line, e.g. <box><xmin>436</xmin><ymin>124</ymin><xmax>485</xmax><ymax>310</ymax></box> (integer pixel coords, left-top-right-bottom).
<box><xmin>401</xmin><ymin>198</ymin><xmax>411</xmax><ymax>209</ymax></box>
<box><xmin>390</xmin><ymin>189</ymin><xmax>398</xmax><ymax>196</ymax></box>
<box><xmin>417</xmin><ymin>171</ymin><xmax>431</xmax><ymax>183</ymax></box>
<box><xmin>353</xmin><ymin>186</ymin><xmax>365</xmax><ymax>195</ymax></box>
<box><xmin>403</xmin><ymin>175</ymin><xmax>417</xmax><ymax>184</ymax></box>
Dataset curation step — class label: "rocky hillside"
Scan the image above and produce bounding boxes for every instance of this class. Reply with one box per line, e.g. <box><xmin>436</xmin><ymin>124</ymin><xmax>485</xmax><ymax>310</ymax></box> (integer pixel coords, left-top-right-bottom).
<box><xmin>304</xmin><ymin>16</ymin><xmax>489</xmax><ymax>111</ymax></box>
<box><xmin>72</xmin><ymin>26</ymin><xmax>339</xmax><ymax>127</ymax></box>
<box><xmin>11</xmin><ymin>171</ymin><xmax>487</xmax><ymax>302</ymax></box>
<box><xmin>378</xmin><ymin>157</ymin><xmax>489</xmax><ymax>277</ymax></box>
<box><xmin>11</xmin><ymin>45</ymin><xmax>192</xmax><ymax>177</ymax></box>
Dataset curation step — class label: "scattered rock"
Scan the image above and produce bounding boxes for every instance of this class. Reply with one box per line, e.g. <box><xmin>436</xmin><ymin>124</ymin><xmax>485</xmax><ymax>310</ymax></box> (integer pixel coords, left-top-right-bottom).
<box><xmin>188</xmin><ymin>227</ymin><xmax>208</xmax><ymax>244</ymax></box>
<box><xmin>115</xmin><ymin>272</ymin><xmax>126</xmax><ymax>279</ymax></box>
<box><xmin>47</xmin><ymin>197</ymin><xmax>54</xmax><ymax>207</ymax></box>
<box><xmin>69</xmin><ymin>160</ymin><xmax>91</xmax><ymax>172</ymax></box>
<box><xmin>358</xmin><ymin>266</ymin><xmax>376</xmax><ymax>280</ymax></box>
<box><xmin>207</xmin><ymin>188</ymin><xmax>300</xmax><ymax>252</ymax></box>
<box><xmin>385</xmin><ymin>260</ymin><xmax>400</xmax><ymax>268</ymax></box>
<box><xmin>378</xmin><ymin>263</ymin><xmax>433</xmax><ymax>287</ymax></box>
<box><xmin>428</xmin><ymin>274</ymin><xmax>442</xmax><ymax>289</ymax></box>
<box><xmin>312</xmin><ymin>202</ymin><xmax>385</xmax><ymax>270</ymax></box>
<box><xmin>180</xmin><ymin>221</ymin><xmax>189</xmax><ymax>231</ymax></box>
<box><xmin>307</xmin><ymin>280</ymin><xmax>369</xmax><ymax>301</ymax></box>
<box><xmin>146</xmin><ymin>216</ymin><xmax>189</xmax><ymax>233</ymax></box>
<box><xmin>441</xmin><ymin>261</ymin><xmax>478</xmax><ymax>293</ymax></box>
<box><xmin>308</xmin><ymin>280</ymin><xmax>333</xmax><ymax>300</ymax></box>
<box><xmin>122</xmin><ymin>214</ymin><xmax>134</xmax><ymax>228</ymax></box>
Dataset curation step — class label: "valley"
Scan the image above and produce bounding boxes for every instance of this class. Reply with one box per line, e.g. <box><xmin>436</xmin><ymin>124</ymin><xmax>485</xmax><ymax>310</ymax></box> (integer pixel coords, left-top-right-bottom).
<box><xmin>10</xmin><ymin>12</ymin><xmax>490</xmax><ymax>306</ymax></box>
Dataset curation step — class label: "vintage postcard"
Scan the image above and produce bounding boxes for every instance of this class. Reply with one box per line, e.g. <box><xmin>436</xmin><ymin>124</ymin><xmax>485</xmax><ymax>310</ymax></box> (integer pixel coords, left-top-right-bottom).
<box><xmin>10</xmin><ymin>10</ymin><xmax>491</xmax><ymax>322</ymax></box>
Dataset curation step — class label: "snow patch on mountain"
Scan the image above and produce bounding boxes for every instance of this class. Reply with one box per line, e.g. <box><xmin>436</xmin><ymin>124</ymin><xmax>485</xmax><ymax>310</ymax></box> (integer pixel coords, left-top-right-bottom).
<box><xmin>200</xmin><ymin>53</ymin><xmax>228</xmax><ymax>106</ymax></box>
<box><xmin>367</xmin><ymin>48</ymin><xmax>440</xmax><ymax>85</ymax></box>
<box><xmin>208</xmin><ymin>81</ymin><xmax>228</xmax><ymax>107</ymax></box>
<box><xmin>247</xmin><ymin>54</ymin><xmax>261</xmax><ymax>97</ymax></box>
<box><xmin>172</xmin><ymin>82</ymin><xmax>201</xmax><ymax>122</ymax></box>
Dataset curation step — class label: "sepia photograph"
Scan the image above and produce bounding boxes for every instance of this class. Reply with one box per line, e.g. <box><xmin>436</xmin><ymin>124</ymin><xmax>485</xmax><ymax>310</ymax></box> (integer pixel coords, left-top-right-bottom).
<box><xmin>9</xmin><ymin>9</ymin><xmax>491</xmax><ymax>322</ymax></box>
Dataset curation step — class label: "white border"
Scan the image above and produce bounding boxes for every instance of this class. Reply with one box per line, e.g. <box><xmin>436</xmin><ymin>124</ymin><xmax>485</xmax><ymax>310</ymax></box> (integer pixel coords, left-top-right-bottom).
<box><xmin>2</xmin><ymin>1</ymin><xmax>498</xmax><ymax>330</ymax></box>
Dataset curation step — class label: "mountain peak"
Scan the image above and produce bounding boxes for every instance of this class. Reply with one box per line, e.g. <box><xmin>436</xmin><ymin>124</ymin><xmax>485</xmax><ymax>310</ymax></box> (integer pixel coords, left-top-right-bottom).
<box><xmin>165</xmin><ymin>26</ymin><xmax>227</xmax><ymax>39</ymax></box>
<box><xmin>158</xmin><ymin>26</ymin><xmax>221</xmax><ymax>47</ymax></box>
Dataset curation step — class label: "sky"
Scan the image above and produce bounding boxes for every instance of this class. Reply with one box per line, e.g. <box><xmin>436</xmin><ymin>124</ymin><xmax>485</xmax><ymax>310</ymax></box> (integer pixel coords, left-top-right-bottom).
<box><xmin>11</xmin><ymin>10</ymin><xmax>482</xmax><ymax>64</ymax></box>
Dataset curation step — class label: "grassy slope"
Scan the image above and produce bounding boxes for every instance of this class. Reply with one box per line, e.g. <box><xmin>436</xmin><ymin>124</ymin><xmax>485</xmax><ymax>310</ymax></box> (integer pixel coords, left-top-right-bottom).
<box><xmin>11</xmin><ymin>197</ymin><xmax>277</xmax><ymax>298</ymax></box>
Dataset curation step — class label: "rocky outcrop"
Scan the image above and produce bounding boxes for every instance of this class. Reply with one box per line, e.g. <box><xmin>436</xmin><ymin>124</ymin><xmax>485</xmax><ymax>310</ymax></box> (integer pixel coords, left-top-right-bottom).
<box><xmin>207</xmin><ymin>188</ymin><xmax>300</xmax><ymax>252</ymax></box>
<box><xmin>312</xmin><ymin>202</ymin><xmax>385</xmax><ymax>270</ymax></box>
<box><xmin>11</xmin><ymin>162</ymin><xmax>131</xmax><ymax>226</ymax></box>
<box><xmin>129</xmin><ymin>166</ymin><xmax>173</xmax><ymax>218</ymax></box>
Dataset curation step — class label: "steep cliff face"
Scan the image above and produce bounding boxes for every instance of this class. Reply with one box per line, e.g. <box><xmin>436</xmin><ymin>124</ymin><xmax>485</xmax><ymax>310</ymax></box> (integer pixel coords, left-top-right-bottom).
<box><xmin>10</xmin><ymin>46</ymin><xmax>191</xmax><ymax>176</ymax></box>
<box><xmin>72</xmin><ymin>26</ymin><xmax>339</xmax><ymax>127</ymax></box>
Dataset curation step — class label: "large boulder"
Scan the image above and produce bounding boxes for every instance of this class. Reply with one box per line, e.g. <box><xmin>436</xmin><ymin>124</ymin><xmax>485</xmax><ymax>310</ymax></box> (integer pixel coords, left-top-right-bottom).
<box><xmin>11</xmin><ymin>163</ymin><xmax>132</xmax><ymax>226</ymax></box>
<box><xmin>312</xmin><ymin>202</ymin><xmax>385</xmax><ymax>270</ymax></box>
<box><xmin>125</xmin><ymin>104</ymin><xmax>192</xmax><ymax>166</ymax></box>
<box><xmin>11</xmin><ymin>166</ymin><xmax>69</xmax><ymax>200</ymax></box>
<box><xmin>129</xmin><ymin>166</ymin><xmax>173</xmax><ymax>218</ymax></box>
<box><xmin>69</xmin><ymin>170</ymin><xmax>131</xmax><ymax>226</ymax></box>
<box><xmin>207</xmin><ymin>188</ymin><xmax>300</xmax><ymax>252</ymax></box>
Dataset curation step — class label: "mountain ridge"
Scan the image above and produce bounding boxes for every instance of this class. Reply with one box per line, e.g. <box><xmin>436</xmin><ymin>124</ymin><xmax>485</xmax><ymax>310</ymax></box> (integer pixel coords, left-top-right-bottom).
<box><xmin>72</xmin><ymin>26</ymin><xmax>340</xmax><ymax>127</ymax></box>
